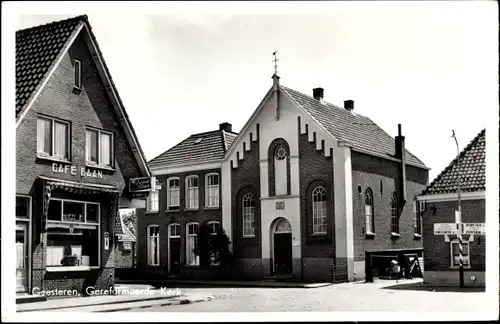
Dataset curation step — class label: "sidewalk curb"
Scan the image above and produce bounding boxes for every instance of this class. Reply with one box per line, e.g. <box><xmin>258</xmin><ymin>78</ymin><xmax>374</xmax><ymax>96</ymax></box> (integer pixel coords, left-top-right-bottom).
<box><xmin>17</xmin><ymin>294</ymin><xmax>181</xmax><ymax>313</ymax></box>
<box><xmin>116</xmin><ymin>280</ymin><xmax>333</xmax><ymax>289</ymax></box>
<box><xmin>94</xmin><ymin>296</ymin><xmax>213</xmax><ymax>312</ymax></box>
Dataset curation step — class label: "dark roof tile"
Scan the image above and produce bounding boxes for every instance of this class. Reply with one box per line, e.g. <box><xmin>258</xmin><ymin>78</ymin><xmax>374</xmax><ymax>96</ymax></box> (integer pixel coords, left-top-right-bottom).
<box><xmin>282</xmin><ymin>86</ymin><xmax>426</xmax><ymax>168</ymax></box>
<box><xmin>421</xmin><ymin>129</ymin><xmax>485</xmax><ymax>195</ymax></box>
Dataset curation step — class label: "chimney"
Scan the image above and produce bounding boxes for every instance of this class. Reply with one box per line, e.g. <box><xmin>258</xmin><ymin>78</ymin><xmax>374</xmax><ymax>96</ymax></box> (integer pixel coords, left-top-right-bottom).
<box><xmin>395</xmin><ymin>124</ymin><xmax>407</xmax><ymax>203</ymax></box>
<box><xmin>219</xmin><ymin>122</ymin><xmax>232</xmax><ymax>132</ymax></box>
<box><xmin>344</xmin><ymin>100</ymin><xmax>354</xmax><ymax>111</ymax></box>
<box><xmin>313</xmin><ymin>88</ymin><xmax>324</xmax><ymax>101</ymax></box>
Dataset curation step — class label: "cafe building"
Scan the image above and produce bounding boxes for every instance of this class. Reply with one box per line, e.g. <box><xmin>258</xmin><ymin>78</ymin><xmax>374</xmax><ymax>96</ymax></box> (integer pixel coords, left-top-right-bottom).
<box><xmin>15</xmin><ymin>15</ymin><xmax>152</xmax><ymax>295</ymax></box>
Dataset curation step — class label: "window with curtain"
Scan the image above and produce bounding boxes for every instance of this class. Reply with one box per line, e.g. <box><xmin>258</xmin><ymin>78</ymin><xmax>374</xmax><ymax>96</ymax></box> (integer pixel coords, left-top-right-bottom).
<box><xmin>85</xmin><ymin>128</ymin><xmax>113</xmax><ymax>167</ymax></box>
<box><xmin>242</xmin><ymin>193</ymin><xmax>255</xmax><ymax>237</ymax></box>
<box><xmin>391</xmin><ymin>192</ymin><xmax>399</xmax><ymax>234</ymax></box>
<box><xmin>185</xmin><ymin>176</ymin><xmax>199</xmax><ymax>209</ymax></box>
<box><xmin>312</xmin><ymin>186</ymin><xmax>327</xmax><ymax>234</ymax></box>
<box><xmin>186</xmin><ymin>223</ymin><xmax>199</xmax><ymax>266</ymax></box>
<box><xmin>167</xmin><ymin>178</ymin><xmax>180</xmax><ymax>209</ymax></box>
<box><xmin>147</xmin><ymin>190</ymin><xmax>159</xmax><ymax>213</ymax></box>
<box><xmin>147</xmin><ymin>225</ymin><xmax>160</xmax><ymax>266</ymax></box>
<box><xmin>37</xmin><ymin>117</ymin><xmax>69</xmax><ymax>159</ymax></box>
<box><xmin>205</xmin><ymin>173</ymin><xmax>219</xmax><ymax>207</ymax></box>
<box><xmin>365</xmin><ymin>188</ymin><xmax>374</xmax><ymax>234</ymax></box>
<box><xmin>274</xmin><ymin>145</ymin><xmax>288</xmax><ymax>195</ymax></box>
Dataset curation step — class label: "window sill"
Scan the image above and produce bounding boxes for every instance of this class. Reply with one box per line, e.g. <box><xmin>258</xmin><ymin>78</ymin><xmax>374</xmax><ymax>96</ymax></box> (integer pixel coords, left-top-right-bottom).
<box><xmin>242</xmin><ymin>235</ymin><xmax>256</xmax><ymax>239</ymax></box>
<box><xmin>184</xmin><ymin>265</ymin><xmax>200</xmax><ymax>269</ymax></box>
<box><xmin>450</xmin><ymin>265</ymin><xmax>471</xmax><ymax>270</ymax></box>
<box><xmin>37</xmin><ymin>154</ymin><xmax>71</xmax><ymax>164</ymax></box>
<box><xmin>73</xmin><ymin>86</ymin><xmax>83</xmax><ymax>94</ymax></box>
<box><xmin>414</xmin><ymin>233</ymin><xmax>422</xmax><ymax>239</ymax></box>
<box><xmin>311</xmin><ymin>233</ymin><xmax>327</xmax><ymax>236</ymax></box>
<box><xmin>365</xmin><ymin>232</ymin><xmax>376</xmax><ymax>238</ymax></box>
<box><xmin>165</xmin><ymin>208</ymin><xmax>180</xmax><ymax>213</ymax></box>
<box><xmin>391</xmin><ymin>232</ymin><xmax>401</xmax><ymax>238</ymax></box>
<box><xmin>204</xmin><ymin>206</ymin><xmax>220</xmax><ymax>210</ymax></box>
<box><xmin>145</xmin><ymin>210</ymin><xmax>159</xmax><ymax>215</ymax></box>
<box><xmin>85</xmin><ymin>163</ymin><xmax>115</xmax><ymax>172</ymax></box>
<box><xmin>184</xmin><ymin>208</ymin><xmax>199</xmax><ymax>212</ymax></box>
<box><xmin>46</xmin><ymin>266</ymin><xmax>99</xmax><ymax>272</ymax></box>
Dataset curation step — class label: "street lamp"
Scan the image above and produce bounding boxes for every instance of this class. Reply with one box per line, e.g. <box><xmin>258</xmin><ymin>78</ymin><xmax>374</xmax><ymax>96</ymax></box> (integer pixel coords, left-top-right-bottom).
<box><xmin>451</xmin><ymin>130</ymin><xmax>464</xmax><ymax>288</ymax></box>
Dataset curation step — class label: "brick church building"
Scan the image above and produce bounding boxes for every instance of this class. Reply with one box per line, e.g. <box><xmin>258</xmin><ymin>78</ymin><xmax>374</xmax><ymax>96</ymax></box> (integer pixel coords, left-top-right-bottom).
<box><xmin>138</xmin><ymin>74</ymin><xmax>429</xmax><ymax>282</ymax></box>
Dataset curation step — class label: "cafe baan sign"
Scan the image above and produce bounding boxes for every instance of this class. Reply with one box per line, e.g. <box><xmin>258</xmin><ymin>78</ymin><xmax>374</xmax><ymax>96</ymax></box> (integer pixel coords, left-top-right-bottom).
<box><xmin>52</xmin><ymin>163</ymin><xmax>103</xmax><ymax>179</ymax></box>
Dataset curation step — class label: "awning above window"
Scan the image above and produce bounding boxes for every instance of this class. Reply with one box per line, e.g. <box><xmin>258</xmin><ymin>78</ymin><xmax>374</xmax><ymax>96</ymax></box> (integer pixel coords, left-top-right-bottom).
<box><xmin>39</xmin><ymin>176</ymin><xmax>120</xmax><ymax>195</ymax></box>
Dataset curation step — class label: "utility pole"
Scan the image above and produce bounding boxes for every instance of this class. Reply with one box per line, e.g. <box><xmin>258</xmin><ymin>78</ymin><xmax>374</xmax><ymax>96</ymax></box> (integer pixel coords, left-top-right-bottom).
<box><xmin>452</xmin><ymin>130</ymin><xmax>464</xmax><ymax>288</ymax></box>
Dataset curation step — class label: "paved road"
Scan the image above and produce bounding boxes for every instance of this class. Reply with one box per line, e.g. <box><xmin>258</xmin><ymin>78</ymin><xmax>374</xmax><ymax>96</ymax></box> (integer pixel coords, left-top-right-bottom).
<box><xmin>122</xmin><ymin>279</ymin><xmax>489</xmax><ymax>313</ymax></box>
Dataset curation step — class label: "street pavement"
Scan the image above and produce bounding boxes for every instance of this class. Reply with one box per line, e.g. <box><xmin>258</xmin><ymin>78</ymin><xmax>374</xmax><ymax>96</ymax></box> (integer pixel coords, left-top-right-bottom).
<box><xmin>121</xmin><ymin>279</ymin><xmax>490</xmax><ymax>313</ymax></box>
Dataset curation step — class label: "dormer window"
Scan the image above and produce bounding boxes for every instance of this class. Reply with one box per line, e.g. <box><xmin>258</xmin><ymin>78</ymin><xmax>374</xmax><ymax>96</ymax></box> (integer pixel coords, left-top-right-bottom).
<box><xmin>74</xmin><ymin>59</ymin><xmax>82</xmax><ymax>90</ymax></box>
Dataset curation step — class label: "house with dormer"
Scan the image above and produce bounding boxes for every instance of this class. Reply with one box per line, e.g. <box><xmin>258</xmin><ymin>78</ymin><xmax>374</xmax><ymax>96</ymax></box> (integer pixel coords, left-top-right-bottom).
<box><xmin>15</xmin><ymin>15</ymin><xmax>151</xmax><ymax>296</ymax></box>
<box><xmin>138</xmin><ymin>73</ymin><xmax>429</xmax><ymax>283</ymax></box>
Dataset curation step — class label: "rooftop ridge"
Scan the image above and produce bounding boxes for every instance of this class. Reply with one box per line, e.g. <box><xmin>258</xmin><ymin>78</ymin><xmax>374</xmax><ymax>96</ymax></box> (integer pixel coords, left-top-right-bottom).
<box><xmin>16</xmin><ymin>15</ymin><xmax>87</xmax><ymax>34</ymax></box>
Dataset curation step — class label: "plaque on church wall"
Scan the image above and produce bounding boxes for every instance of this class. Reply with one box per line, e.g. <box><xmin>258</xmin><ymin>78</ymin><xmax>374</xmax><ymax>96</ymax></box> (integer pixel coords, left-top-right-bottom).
<box><xmin>276</xmin><ymin>201</ymin><xmax>285</xmax><ymax>210</ymax></box>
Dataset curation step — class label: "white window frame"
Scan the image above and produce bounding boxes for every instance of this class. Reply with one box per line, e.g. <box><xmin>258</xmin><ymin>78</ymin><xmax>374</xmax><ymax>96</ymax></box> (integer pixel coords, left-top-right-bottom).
<box><xmin>147</xmin><ymin>225</ymin><xmax>160</xmax><ymax>267</ymax></box>
<box><xmin>312</xmin><ymin>186</ymin><xmax>327</xmax><ymax>234</ymax></box>
<box><xmin>85</xmin><ymin>127</ymin><xmax>114</xmax><ymax>168</ymax></box>
<box><xmin>166</xmin><ymin>177</ymin><xmax>180</xmax><ymax>210</ymax></box>
<box><xmin>16</xmin><ymin>194</ymin><xmax>32</xmax><ymax>292</ymax></box>
<box><xmin>74</xmin><ymin>59</ymin><xmax>82</xmax><ymax>89</ymax></box>
<box><xmin>365</xmin><ymin>188</ymin><xmax>374</xmax><ymax>235</ymax></box>
<box><xmin>413</xmin><ymin>199</ymin><xmax>422</xmax><ymax>236</ymax></box>
<box><xmin>185</xmin><ymin>175</ymin><xmax>199</xmax><ymax>210</ymax></box>
<box><xmin>146</xmin><ymin>190</ymin><xmax>159</xmax><ymax>213</ymax></box>
<box><xmin>37</xmin><ymin>116</ymin><xmax>71</xmax><ymax>160</ymax></box>
<box><xmin>390</xmin><ymin>192</ymin><xmax>399</xmax><ymax>235</ymax></box>
<box><xmin>205</xmin><ymin>173</ymin><xmax>220</xmax><ymax>208</ymax></box>
<box><xmin>450</xmin><ymin>239</ymin><xmax>471</xmax><ymax>269</ymax></box>
<box><xmin>242</xmin><ymin>193</ymin><xmax>255</xmax><ymax>237</ymax></box>
<box><xmin>207</xmin><ymin>221</ymin><xmax>220</xmax><ymax>235</ymax></box>
<box><xmin>46</xmin><ymin>198</ymin><xmax>100</xmax><ymax>269</ymax></box>
<box><xmin>185</xmin><ymin>222</ymin><xmax>199</xmax><ymax>266</ymax></box>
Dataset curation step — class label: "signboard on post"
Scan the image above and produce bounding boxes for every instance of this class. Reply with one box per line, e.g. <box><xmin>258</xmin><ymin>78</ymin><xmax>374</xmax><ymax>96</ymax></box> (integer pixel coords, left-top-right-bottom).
<box><xmin>434</xmin><ymin>223</ymin><xmax>460</xmax><ymax>235</ymax></box>
<box><xmin>462</xmin><ymin>223</ymin><xmax>486</xmax><ymax>235</ymax></box>
<box><xmin>129</xmin><ymin>177</ymin><xmax>155</xmax><ymax>193</ymax></box>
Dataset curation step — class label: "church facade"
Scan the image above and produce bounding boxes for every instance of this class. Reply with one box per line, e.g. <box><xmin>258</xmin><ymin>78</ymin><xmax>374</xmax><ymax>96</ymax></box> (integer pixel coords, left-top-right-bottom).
<box><xmin>139</xmin><ymin>74</ymin><xmax>429</xmax><ymax>282</ymax></box>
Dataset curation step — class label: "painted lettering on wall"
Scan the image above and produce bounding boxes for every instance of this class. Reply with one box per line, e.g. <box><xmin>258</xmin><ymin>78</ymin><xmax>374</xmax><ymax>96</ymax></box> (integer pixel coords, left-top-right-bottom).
<box><xmin>52</xmin><ymin>163</ymin><xmax>103</xmax><ymax>179</ymax></box>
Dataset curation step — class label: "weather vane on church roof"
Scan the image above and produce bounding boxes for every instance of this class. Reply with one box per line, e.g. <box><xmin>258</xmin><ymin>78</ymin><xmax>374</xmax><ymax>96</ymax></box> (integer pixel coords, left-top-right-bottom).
<box><xmin>273</xmin><ymin>50</ymin><xmax>279</xmax><ymax>75</ymax></box>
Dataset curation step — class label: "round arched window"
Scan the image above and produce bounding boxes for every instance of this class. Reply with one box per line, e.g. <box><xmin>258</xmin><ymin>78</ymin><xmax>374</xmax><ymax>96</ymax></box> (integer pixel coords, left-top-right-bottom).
<box><xmin>274</xmin><ymin>145</ymin><xmax>287</xmax><ymax>160</ymax></box>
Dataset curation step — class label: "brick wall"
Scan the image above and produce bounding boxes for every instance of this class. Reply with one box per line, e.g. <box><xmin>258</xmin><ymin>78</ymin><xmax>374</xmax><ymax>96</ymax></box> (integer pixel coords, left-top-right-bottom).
<box><xmin>16</xmin><ymin>31</ymin><xmax>144</xmax><ymax>292</ymax></box>
<box><xmin>231</xmin><ymin>130</ymin><xmax>262</xmax><ymax>260</ymax></box>
<box><xmin>422</xmin><ymin>199</ymin><xmax>485</xmax><ymax>272</ymax></box>
<box><xmin>351</xmin><ymin>151</ymin><xmax>428</xmax><ymax>262</ymax></box>
<box><xmin>136</xmin><ymin>169</ymin><xmax>222</xmax><ymax>271</ymax></box>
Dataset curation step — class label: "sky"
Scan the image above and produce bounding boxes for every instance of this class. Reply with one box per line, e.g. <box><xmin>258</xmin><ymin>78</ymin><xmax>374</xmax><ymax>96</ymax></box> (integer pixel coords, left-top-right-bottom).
<box><xmin>9</xmin><ymin>1</ymin><xmax>500</xmax><ymax>182</ymax></box>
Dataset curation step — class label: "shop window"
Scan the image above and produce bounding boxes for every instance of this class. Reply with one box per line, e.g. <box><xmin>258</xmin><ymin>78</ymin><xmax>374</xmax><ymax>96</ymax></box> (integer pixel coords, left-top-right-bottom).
<box><xmin>46</xmin><ymin>199</ymin><xmax>100</xmax><ymax>268</ymax></box>
<box><xmin>85</xmin><ymin>128</ymin><xmax>113</xmax><ymax>167</ymax></box>
<box><xmin>186</xmin><ymin>222</ymin><xmax>199</xmax><ymax>266</ymax></box>
<box><xmin>37</xmin><ymin>116</ymin><xmax>70</xmax><ymax>160</ymax></box>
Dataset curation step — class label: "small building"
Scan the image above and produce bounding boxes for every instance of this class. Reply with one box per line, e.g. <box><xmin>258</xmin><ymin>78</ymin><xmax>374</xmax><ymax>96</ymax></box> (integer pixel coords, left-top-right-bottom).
<box><xmin>418</xmin><ymin>129</ymin><xmax>486</xmax><ymax>286</ymax></box>
<box><xmin>15</xmin><ymin>15</ymin><xmax>151</xmax><ymax>295</ymax></box>
<box><xmin>138</xmin><ymin>73</ymin><xmax>429</xmax><ymax>282</ymax></box>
